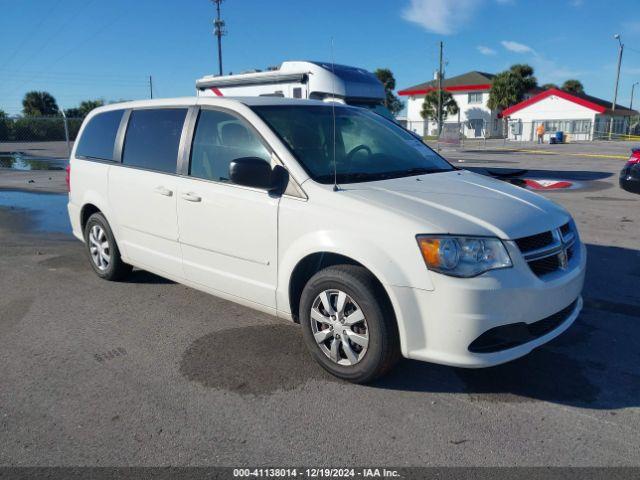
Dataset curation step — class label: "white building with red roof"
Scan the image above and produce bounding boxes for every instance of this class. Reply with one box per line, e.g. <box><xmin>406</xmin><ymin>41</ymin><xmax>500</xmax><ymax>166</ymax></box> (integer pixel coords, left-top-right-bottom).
<box><xmin>398</xmin><ymin>71</ymin><xmax>501</xmax><ymax>138</ymax></box>
<box><xmin>500</xmin><ymin>88</ymin><xmax>638</xmax><ymax>141</ymax></box>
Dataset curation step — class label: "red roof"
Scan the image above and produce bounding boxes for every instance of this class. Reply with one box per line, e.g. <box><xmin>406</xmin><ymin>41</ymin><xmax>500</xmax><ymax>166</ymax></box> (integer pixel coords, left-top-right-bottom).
<box><xmin>398</xmin><ymin>71</ymin><xmax>494</xmax><ymax>96</ymax></box>
<box><xmin>399</xmin><ymin>84</ymin><xmax>491</xmax><ymax>96</ymax></box>
<box><xmin>500</xmin><ymin>88</ymin><xmax>627</xmax><ymax>117</ymax></box>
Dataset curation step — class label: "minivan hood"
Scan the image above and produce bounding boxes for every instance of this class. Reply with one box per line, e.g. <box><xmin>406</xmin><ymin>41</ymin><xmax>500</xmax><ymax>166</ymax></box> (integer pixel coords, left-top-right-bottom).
<box><xmin>340</xmin><ymin>170</ymin><xmax>570</xmax><ymax>239</ymax></box>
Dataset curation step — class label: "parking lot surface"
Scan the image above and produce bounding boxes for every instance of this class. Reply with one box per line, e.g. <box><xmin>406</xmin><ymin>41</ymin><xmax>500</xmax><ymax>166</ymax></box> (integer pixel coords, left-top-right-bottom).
<box><xmin>0</xmin><ymin>141</ymin><xmax>639</xmax><ymax>466</ymax></box>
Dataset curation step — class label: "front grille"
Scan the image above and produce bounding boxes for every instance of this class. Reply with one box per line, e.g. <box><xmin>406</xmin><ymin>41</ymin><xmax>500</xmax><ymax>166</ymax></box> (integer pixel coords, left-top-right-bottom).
<box><xmin>515</xmin><ymin>222</ymin><xmax>576</xmax><ymax>278</ymax></box>
<box><xmin>468</xmin><ymin>300</ymin><xmax>578</xmax><ymax>353</ymax></box>
<box><xmin>514</xmin><ymin>231</ymin><xmax>554</xmax><ymax>253</ymax></box>
<box><xmin>529</xmin><ymin>255</ymin><xmax>561</xmax><ymax>276</ymax></box>
<box><xmin>560</xmin><ymin>222</ymin><xmax>572</xmax><ymax>237</ymax></box>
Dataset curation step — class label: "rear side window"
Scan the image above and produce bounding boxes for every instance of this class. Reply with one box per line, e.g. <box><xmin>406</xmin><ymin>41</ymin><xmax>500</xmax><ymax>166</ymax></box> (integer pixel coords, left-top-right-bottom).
<box><xmin>122</xmin><ymin>108</ymin><xmax>187</xmax><ymax>173</ymax></box>
<box><xmin>76</xmin><ymin>110</ymin><xmax>124</xmax><ymax>161</ymax></box>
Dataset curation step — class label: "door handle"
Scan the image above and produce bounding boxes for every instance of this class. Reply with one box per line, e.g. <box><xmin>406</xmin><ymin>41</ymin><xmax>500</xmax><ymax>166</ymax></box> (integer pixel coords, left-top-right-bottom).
<box><xmin>154</xmin><ymin>186</ymin><xmax>173</xmax><ymax>197</ymax></box>
<box><xmin>181</xmin><ymin>192</ymin><xmax>202</xmax><ymax>202</ymax></box>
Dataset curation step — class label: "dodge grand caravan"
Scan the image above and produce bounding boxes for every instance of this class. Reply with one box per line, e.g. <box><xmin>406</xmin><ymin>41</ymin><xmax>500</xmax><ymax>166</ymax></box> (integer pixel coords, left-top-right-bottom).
<box><xmin>68</xmin><ymin>97</ymin><xmax>586</xmax><ymax>383</ymax></box>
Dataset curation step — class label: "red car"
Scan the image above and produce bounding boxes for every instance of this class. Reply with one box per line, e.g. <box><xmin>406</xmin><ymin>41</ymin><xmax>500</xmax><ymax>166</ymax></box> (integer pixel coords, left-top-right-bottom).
<box><xmin>620</xmin><ymin>148</ymin><xmax>640</xmax><ymax>194</ymax></box>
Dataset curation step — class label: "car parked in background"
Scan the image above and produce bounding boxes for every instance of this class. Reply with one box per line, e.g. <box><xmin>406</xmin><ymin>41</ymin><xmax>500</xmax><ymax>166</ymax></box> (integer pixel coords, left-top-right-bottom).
<box><xmin>67</xmin><ymin>97</ymin><xmax>586</xmax><ymax>383</ymax></box>
<box><xmin>620</xmin><ymin>148</ymin><xmax>640</xmax><ymax>194</ymax></box>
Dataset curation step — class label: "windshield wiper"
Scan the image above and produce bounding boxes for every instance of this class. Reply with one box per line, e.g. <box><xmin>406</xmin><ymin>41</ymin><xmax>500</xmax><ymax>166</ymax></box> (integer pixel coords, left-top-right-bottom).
<box><xmin>399</xmin><ymin>167</ymin><xmax>449</xmax><ymax>176</ymax></box>
<box><xmin>315</xmin><ymin>168</ymin><xmax>449</xmax><ymax>184</ymax></box>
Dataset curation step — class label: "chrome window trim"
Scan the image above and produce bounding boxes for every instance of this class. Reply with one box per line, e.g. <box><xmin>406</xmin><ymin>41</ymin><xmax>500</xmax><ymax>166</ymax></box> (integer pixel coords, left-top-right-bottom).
<box><xmin>113</xmin><ymin>109</ymin><xmax>131</xmax><ymax>163</ymax></box>
<box><xmin>177</xmin><ymin>106</ymin><xmax>199</xmax><ymax>176</ymax></box>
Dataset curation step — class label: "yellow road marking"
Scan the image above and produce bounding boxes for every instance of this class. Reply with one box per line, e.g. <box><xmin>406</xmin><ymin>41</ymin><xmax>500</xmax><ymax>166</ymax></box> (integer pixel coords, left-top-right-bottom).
<box><xmin>498</xmin><ymin>147</ymin><xmax>629</xmax><ymax>160</ymax></box>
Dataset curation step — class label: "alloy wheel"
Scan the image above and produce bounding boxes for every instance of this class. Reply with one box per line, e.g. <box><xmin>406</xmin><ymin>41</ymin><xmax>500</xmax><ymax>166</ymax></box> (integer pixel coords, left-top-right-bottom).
<box><xmin>310</xmin><ymin>289</ymin><xmax>369</xmax><ymax>366</ymax></box>
<box><xmin>89</xmin><ymin>225</ymin><xmax>110</xmax><ymax>271</ymax></box>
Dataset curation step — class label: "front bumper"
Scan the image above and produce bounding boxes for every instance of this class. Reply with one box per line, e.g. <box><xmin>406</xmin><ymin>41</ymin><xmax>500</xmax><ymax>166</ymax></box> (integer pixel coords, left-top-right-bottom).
<box><xmin>389</xmin><ymin>240</ymin><xmax>586</xmax><ymax>368</ymax></box>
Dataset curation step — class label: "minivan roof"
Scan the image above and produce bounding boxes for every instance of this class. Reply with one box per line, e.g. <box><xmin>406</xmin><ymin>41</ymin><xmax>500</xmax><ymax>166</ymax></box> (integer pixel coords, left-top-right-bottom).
<box><xmin>92</xmin><ymin>96</ymin><xmax>336</xmax><ymax>113</ymax></box>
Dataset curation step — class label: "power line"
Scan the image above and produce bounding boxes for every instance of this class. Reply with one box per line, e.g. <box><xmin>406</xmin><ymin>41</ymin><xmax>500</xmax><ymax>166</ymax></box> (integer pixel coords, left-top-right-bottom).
<box><xmin>0</xmin><ymin>68</ymin><xmax>150</xmax><ymax>81</ymax></box>
<box><xmin>0</xmin><ymin>0</ymin><xmax>64</xmax><ymax>71</ymax></box>
<box><xmin>6</xmin><ymin>9</ymin><xmax>128</xmax><ymax>97</ymax></box>
<box><xmin>9</xmin><ymin>0</ymin><xmax>99</xmax><ymax>76</ymax></box>
<box><xmin>626</xmin><ymin>46</ymin><xmax>640</xmax><ymax>55</ymax></box>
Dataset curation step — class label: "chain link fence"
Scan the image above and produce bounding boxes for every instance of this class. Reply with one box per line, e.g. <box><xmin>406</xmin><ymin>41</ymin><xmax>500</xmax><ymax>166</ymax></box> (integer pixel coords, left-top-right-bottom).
<box><xmin>401</xmin><ymin>117</ymin><xmax>640</xmax><ymax>145</ymax></box>
<box><xmin>0</xmin><ymin>115</ymin><xmax>82</xmax><ymax>144</ymax></box>
<box><xmin>403</xmin><ymin>119</ymin><xmax>502</xmax><ymax>141</ymax></box>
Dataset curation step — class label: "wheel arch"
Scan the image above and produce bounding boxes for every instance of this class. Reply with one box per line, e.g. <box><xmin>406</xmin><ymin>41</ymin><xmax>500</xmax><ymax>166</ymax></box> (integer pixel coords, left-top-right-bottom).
<box><xmin>80</xmin><ymin>203</ymin><xmax>102</xmax><ymax>232</ymax></box>
<box><xmin>287</xmin><ymin>251</ymin><xmax>396</xmax><ymax>326</ymax></box>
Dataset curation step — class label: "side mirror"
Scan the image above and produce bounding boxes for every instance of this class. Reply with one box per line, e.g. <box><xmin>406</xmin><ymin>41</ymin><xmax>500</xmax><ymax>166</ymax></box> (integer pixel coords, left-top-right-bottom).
<box><xmin>229</xmin><ymin>157</ymin><xmax>273</xmax><ymax>189</ymax></box>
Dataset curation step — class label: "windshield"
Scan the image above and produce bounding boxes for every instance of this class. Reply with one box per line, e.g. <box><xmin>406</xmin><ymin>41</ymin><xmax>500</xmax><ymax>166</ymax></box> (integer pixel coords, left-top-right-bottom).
<box><xmin>251</xmin><ymin>105</ymin><xmax>453</xmax><ymax>184</ymax></box>
<box><xmin>346</xmin><ymin>100</ymin><xmax>395</xmax><ymax>120</ymax></box>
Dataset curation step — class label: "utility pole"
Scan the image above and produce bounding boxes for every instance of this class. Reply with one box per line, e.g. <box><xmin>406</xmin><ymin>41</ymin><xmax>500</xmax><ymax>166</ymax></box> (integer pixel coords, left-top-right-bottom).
<box><xmin>630</xmin><ymin>81</ymin><xmax>638</xmax><ymax>111</ymax></box>
<box><xmin>149</xmin><ymin>75</ymin><xmax>153</xmax><ymax>99</ymax></box>
<box><xmin>212</xmin><ymin>0</ymin><xmax>226</xmax><ymax>76</ymax></box>
<box><xmin>437</xmin><ymin>40</ymin><xmax>444</xmax><ymax>138</ymax></box>
<box><xmin>609</xmin><ymin>34</ymin><xmax>624</xmax><ymax>139</ymax></box>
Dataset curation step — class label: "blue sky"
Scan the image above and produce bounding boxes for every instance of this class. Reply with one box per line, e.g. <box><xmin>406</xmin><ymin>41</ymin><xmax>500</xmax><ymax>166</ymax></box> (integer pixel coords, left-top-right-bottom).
<box><xmin>1</xmin><ymin>0</ymin><xmax>640</xmax><ymax>115</ymax></box>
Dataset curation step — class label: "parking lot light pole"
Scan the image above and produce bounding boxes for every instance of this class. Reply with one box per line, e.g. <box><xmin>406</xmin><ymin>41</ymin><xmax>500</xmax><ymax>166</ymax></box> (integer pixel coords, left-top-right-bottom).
<box><xmin>609</xmin><ymin>34</ymin><xmax>624</xmax><ymax>140</ymax></box>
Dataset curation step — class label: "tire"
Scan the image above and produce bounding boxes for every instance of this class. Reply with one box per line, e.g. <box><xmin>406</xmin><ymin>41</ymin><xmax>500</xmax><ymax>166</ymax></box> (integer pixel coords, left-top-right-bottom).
<box><xmin>84</xmin><ymin>212</ymin><xmax>132</xmax><ymax>281</ymax></box>
<box><xmin>299</xmin><ymin>265</ymin><xmax>400</xmax><ymax>383</ymax></box>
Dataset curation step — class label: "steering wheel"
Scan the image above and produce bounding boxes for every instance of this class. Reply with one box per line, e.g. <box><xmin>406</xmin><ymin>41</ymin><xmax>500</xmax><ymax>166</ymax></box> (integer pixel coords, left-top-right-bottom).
<box><xmin>346</xmin><ymin>144</ymin><xmax>372</xmax><ymax>161</ymax></box>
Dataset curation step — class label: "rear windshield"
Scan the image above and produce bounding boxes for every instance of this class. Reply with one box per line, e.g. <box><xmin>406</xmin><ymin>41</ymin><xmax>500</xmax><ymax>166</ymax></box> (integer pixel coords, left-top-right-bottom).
<box><xmin>251</xmin><ymin>105</ymin><xmax>453</xmax><ymax>184</ymax></box>
<box><xmin>76</xmin><ymin>110</ymin><xmax>124</xmax><ymax>161</ymax></box>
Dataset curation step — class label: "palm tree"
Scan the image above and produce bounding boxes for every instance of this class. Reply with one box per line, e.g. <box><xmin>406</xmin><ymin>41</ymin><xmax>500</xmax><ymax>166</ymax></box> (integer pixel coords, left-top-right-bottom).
<box><xmin>488</xmin><ymin>64</ymin><xmax>539</xmax><ymax>114</ymax></box>
<box><xmin>374</xmin><ymin>68</ymin><xmax>404</xmax><ymax>115</ymax></box>
<box><xmin>22</xmin><ymin>91</ymin><xmax>59</xmax><ymax>116</ymax></box>
<box><xmin>421</xmin><ymin>90</ymin><xmax>459</xmax><ymax>136</ymax></box>
<box><xmin>562</xmin><ymin>79</ymin><xmax>585</xmax><ymax>95</ymax></box>
<box><xmin>488</xmin><ymin>71</ymin><xmax>524</xmax><ymax>111</ymax></box>
<box><xmin>420</xmin><ymin>89</ymin><xmax>459</xmax><ymax>126</ymax></box>
<box><xmin>509</xmin><ymin>64</ymin><xmax>537</xmax><ymax>91</ymax></box>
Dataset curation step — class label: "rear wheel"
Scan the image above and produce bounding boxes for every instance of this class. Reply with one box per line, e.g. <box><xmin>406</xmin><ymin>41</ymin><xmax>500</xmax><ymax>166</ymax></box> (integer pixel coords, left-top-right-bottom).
<box><xmin>84</xmin><ymin>212</ymin><xmax>132</xmax><ymax>281</ymax></box>
<box><xmin>299</xmin><ymin>265</ymin><xmax>400</xmax><ymax>383</ymax></box>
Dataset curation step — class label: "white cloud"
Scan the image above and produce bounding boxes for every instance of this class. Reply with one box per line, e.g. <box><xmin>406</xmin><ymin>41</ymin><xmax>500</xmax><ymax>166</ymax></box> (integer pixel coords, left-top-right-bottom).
<box><xmin>501</xmin><ymin>40</ymin><xmax>536</xmax><ymax>54</ymax></box>
<box><xmin>401</xmin><ymin>0</ymin><xmax>480</xmax><ymax>35</ymax></box>
<box><xmin>477</xmin><ymin>45</ymin><xmax>497</xmax><ymax>55</ymax></box>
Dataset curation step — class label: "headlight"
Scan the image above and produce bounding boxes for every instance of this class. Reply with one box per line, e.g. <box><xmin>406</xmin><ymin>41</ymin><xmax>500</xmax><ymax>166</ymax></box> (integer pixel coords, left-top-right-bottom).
<box><xmin>416</xmin><ymin>235</ymin><xmax>512</xmax><ymax>277</ymax></box>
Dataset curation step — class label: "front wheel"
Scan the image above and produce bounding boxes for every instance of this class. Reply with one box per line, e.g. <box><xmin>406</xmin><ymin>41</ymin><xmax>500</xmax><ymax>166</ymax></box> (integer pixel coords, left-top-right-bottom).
<box><xmin>299</xmin><ymin>265</ymin><xmax>400</xmax><ymax>383</ymax></box>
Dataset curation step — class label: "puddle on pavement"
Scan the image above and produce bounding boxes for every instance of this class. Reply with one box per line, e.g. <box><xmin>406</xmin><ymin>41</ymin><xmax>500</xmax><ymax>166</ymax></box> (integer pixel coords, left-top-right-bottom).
<box><xmin>0</xmin><ymin>190</ymin><xmax>71</xmax><ymax>233</ymax></box>
<box><xmin>180</xmin><ymin>324</ymin><xmax>338</xmax><ymax>395</ymax></box>
<box><xmin>0</xmin><ymin>152</ymin><xmax>67</xmax><ymax>171</ymax></box>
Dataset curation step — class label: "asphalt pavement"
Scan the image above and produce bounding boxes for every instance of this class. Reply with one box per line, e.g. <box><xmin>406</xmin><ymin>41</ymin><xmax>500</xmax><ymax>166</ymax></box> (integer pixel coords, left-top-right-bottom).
<box><xmin>0</xmin><ymin>142</ymin><xmax>639</xmax><ymax>466</ymax></box>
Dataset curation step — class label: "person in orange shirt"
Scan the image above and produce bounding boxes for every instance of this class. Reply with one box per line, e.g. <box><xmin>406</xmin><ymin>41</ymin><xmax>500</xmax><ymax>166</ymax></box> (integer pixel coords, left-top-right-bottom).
<box><xmin>536</xmin><ymin>123</ymin><xmax>545</xmax><ymax>143</ymax></box>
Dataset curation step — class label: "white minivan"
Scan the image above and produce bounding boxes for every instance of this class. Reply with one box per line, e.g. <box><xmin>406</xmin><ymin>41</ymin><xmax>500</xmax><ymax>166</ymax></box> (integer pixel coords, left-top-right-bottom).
<box><xmin>68</xmin><ymin>97</ymin><xmax>586</xmax><ymax>383</ymax></box>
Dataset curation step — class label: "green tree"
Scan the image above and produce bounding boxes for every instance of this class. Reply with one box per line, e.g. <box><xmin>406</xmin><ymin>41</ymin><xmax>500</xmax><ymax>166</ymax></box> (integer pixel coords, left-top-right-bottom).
<box><xmin>488</xmin><ymin>64</ymin><xmax>539</xmax><ymax>113</ymax></box>
<box><xmin>561</xmin><ymin>79</ymin><xmax>585</xmax><ymax>95</ymax></box>
<box><xmin>420</xmin><ymin>89</ymin><xmax>459</xmax><ymax>123</ymax></box>
<box><xmin>374</xmin><ymin>68</ymin><xmax>404</xmax><ymax>116</ymax></box>
<box><xmin>509</xmin><ymin>64</ymin><xmax>537</xmax><ymax>91</ymax></box>
<box><xmin>22</xmin><ymin>91</ymin><xmax>59</xmax><ymax>116</ymax></box>
<box><xmin>64</xmin><ymin>99</ymin><xmax>104</xmax><ymax>118</ymax></box>
<box><xmin>541</xmin><ymin>83</ymin><xmax>559</xmax><ymax>90</ymax></box>
<box><xmin>488</xmin><ymin>71</ymin><xmax>524</xmax><ymax>111</ymax></box>
<box><xmin>0</xmin><ymin>110</ymin><xmax>10</xmax><ymax>141</ymax></box>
